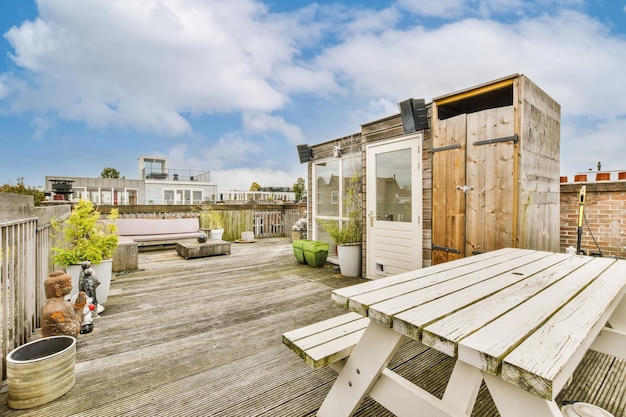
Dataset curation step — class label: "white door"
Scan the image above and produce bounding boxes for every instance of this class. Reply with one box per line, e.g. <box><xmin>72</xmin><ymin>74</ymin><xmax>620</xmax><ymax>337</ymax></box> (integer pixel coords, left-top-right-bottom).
<box><xmin>366</xmin><ymin>134</ymin><xmax>422</xmax><ymax>278</ymax></box>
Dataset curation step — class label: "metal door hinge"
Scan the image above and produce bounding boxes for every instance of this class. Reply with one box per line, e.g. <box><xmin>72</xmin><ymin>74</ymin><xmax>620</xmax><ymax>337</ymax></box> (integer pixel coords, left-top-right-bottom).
<box><xmin>473</xmin><ymin>135</ymin><xmax>518</xmax><ymax>146</ymax></box>
<box><xmin>432</xmin><ymin>245</ymin><xmax>461</xmax><ymax>254</ymax></box>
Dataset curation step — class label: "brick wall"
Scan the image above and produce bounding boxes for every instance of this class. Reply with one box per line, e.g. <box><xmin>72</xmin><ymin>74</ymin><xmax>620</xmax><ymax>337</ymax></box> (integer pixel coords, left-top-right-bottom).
<box><xmin>560</xmin><ymin>177</ymin><xmax>626</xmax><ymax>258</ymax></box>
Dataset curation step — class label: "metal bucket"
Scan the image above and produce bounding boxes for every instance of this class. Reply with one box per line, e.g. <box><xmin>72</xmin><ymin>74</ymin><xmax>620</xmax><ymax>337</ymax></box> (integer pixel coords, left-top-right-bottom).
<box><xmin>6</xmin><ymin>336</ymin><xmax>76</xmax><ymax>409</ymax></box>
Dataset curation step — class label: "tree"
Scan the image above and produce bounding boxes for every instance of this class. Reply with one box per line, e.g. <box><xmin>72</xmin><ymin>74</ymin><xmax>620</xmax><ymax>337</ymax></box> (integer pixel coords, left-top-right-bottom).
<box><xmin>250</xmin><ymin>182</ymin><xmax>261</xmax><ymax>191</ymax></box>
<box><xmin>100</xmin><ymin>167</ymin><xmax>121</xmax><ymax>178</ymax></box>
<box><xmin>293</xmin><ymin>177</ymin><xmax>306</xmax><ymax>202</ymax></box>
<box><xmin>0</xmin><ymin>177</ymin><xmax>45</xmax><ymax>206</ymax></box>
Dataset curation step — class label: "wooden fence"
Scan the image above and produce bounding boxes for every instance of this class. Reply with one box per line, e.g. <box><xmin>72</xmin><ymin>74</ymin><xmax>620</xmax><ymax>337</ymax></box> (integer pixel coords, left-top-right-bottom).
<box><xmin>102</xmin><ymin>204</ymin><xmax>304</xmax><ymax>242</ymax></box>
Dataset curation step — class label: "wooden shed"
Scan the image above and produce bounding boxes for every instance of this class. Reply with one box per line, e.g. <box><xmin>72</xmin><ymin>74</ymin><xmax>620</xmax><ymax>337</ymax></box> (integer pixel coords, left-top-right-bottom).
<box><xmin>306</xmin><ymin>73</ymin><xmax>560</xmax><ymax>277</ymax></box>
<box><xmin>431</xmin><ymin>74</ymin><xmax>561</xmax><ymax>264</ymax></box>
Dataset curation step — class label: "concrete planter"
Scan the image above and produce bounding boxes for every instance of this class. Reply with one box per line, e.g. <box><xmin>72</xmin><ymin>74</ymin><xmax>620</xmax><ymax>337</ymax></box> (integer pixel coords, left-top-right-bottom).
<box><xmin>6</xmin><ymin>336</ymin><xmax>76</xmax><ymax>409</ymax></box>
<box><xmin>67</xmin><ymin>259</ymin><xmax>113</xmax><ymax>304</ymax></box>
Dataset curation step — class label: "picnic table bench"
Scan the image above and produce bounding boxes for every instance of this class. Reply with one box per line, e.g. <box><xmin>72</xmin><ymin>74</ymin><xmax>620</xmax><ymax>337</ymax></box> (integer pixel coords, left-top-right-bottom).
<box><xmin>282</xmin><ymin>248</ymin><xmax>626</xmax><ymax>417</ymax></box>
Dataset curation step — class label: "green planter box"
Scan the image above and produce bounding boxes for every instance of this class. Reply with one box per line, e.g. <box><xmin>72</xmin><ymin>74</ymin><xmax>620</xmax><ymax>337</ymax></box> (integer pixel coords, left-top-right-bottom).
<box><xmin>292</xmin><ymin>240</ymin><xmax>307</xmax><ymax>264</ymax></box>
<box><xmin>302</xmin><ymin>241</ymin><xmax>329</xmax><ymax>268</ymax></box>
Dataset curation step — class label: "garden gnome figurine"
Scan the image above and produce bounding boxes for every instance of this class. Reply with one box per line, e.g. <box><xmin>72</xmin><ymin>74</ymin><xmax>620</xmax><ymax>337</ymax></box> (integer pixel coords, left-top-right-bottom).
<box><xmin>41</xmin><ymin>270</ymin><xmax>86</xmax><ymax>338</ymax></box>
<box><xmin>80</xmin><ymin>296</ymin><xmax>96</xmax><ymax>334</ymax></box>
<box><xmin>79</xmin><ymin>261</ymin><xmax>101</xmax><ymax>316</ymax></box>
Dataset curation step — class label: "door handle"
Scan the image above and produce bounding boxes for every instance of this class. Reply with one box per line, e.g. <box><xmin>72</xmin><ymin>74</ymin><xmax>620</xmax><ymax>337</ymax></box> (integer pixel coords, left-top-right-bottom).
<box><xmin>369</xmin><ymin>211</ymin><xmax>375</xmax><ymax>227</ymax></box>
<box><xmin>456</xmin><ymin>185</ymin><xmax>473</xmax><ymax>194</ymax></box>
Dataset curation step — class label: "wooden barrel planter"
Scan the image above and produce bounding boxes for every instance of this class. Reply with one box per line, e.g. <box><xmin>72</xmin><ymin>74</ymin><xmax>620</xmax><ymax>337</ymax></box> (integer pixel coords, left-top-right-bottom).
<box><xmin>595</xmin><ymin>172</ymin><xmax>610</xmax><ymax>181</ymax></box>
<box><xmin>619</xmin><ymin>172</ymin><xmax>626</xmax><ymax>180</ymax></box>
<box><xmin>574</xmin><ymin>174</ymin><xmax>587</xmax><ymax>182</ymax></box>
<box><xmin>6</xmin><ymin>336</ymin><xmax>76</xmax><ymax>409</ymax></box>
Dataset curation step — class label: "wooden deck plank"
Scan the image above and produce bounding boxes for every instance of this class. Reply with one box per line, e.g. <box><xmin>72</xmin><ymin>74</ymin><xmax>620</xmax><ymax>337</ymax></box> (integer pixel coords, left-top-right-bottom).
<box><xmin>0</xmin><ymin>238</ymin><xmax>624</xmax><ymax>416</ymax></box>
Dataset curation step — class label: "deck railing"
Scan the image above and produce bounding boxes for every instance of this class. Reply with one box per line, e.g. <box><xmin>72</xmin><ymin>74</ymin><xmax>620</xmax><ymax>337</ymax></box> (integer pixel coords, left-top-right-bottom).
<box><xmin>0</xmin><ymin>198</ymin><xmax>305</xmax><ymax>381</ymax></box>
<box><xmin>0</xmin><ymin>201</ymin><xmax>67</xmax><ymax>381</ymax></box>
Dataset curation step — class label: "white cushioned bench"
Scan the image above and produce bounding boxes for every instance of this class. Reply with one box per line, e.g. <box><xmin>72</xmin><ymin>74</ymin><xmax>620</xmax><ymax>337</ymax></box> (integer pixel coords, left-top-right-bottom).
<box><xmin>115</xmin><ymin>218</ymin><xmax>200</xmax><ymax>247</ymax></box>
<box><xmin>282</xmin><ymin>312</ymin><xmax>369</xmax><ymax>370</ymax></box>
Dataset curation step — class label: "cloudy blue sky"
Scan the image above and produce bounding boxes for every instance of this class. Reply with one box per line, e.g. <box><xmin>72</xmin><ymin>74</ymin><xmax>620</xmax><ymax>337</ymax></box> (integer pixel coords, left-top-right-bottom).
<box><xmin>1</xmin><ymin>0</ymin><xmax>625</xmax><ymax>190</ymax></box>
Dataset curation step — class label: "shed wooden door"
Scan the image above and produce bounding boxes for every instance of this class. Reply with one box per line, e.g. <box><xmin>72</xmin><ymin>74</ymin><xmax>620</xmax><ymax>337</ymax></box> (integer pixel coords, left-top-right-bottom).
<box><xmin>432</xmin><ymin>105</ymin><xmax>515</xmax><ymax>265</ymax></box>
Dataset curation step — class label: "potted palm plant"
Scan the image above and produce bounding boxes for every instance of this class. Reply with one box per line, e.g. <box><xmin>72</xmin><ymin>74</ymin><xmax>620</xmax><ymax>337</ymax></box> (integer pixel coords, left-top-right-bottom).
<box><xmin>322</xmin><ymin>173</ymin><xmax>363</xmax><ymax>277</ymax></box>
<box><xmin>51</xmin><ymin>199</ymin><xmax>119</xmax><ymax>306</ymax></box>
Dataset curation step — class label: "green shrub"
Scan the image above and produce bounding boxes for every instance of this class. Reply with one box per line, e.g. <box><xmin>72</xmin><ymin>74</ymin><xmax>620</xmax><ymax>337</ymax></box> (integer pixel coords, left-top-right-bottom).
<box><xmin>51</xmin><ymin>200</ymin><xmax>119</xmax><ymax>266</ymax></box>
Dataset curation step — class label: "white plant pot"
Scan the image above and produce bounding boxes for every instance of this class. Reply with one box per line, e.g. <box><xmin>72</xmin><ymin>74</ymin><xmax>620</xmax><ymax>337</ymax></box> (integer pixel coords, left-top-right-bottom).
<box><xmin>66</xmin><ymin>259</ymin><xmax>113</xmax><ymax>304</ymax></box>
<box><xmin>209</xmin><ymin>229</ymin><xmax>224</xmax><ymax>240</ymax></box>
<box><xmin>337</xmin><ymin>244</ymin><xmax>362</xmax><ymax>277</ymax></box>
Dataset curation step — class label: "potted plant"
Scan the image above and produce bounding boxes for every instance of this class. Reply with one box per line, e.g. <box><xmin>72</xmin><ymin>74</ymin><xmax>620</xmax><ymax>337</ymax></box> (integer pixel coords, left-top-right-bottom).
<box><xmin>51</xmin><ymin>199</ymin><xmax>119</xmax><ymax>306</ymax></box>
<box><xmin>198</xmin><ymin>206</ymin><xmax>224</xmax><ymax>240</ymax></box>
<box><xmin>322</xmin><ymin>173</ymin><xmax>363</xmax><ymax>277</ymax></box>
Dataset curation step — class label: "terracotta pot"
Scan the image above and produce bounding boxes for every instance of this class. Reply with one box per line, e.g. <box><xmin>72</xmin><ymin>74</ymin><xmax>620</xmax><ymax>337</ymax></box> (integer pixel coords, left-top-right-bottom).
<box><xmin>595</xmin><ymin>172</ymin><xmax>610</xmax><ymax>181</ymax></box>
<box><xmin>7</xmin><ymin>336</ymin><xmax>76</xmax><ymax>409</ymax></box>
<box><xmin>574</xmin><ymin>174</ymin><xmax>587</xmax><ymax>182</ymax></box>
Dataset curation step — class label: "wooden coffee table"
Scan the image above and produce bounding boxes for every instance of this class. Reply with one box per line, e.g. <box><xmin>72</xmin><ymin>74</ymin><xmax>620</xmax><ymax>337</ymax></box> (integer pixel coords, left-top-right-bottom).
<box><xmin>176</xmin><ymin>240</ymin><xmax>231</xmax><ymax>259</ymax></box>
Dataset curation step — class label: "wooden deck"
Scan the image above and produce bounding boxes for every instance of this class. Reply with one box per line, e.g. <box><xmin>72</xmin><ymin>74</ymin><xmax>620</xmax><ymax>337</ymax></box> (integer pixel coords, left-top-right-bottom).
<box><xmin>0</xmin><ymin>238</ymin><xmax>624</xmax><ymax>417</ymax></box>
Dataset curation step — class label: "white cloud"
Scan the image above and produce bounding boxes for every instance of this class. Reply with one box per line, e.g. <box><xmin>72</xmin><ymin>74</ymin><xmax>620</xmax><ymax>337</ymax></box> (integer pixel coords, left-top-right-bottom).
<box><xmin>3</xmin><ymin>0</ymin><xmax>304</xmax><ymax>134</ymax></box>
<box><xmin>242</xmin><ymin>113</ymin><xmax>305</xmax><ymax>144</ymax></box>
<box><xmin>397</xmin><ymin>0</ymin><xmax>468</xmax><ymax>17</ymax></box>
<box><xmin>2</xmin><ymin>0</ymin><xmax>625</xmax><ymax>187</ymax></box>
<box><xmin>396</xmin><ymin>0</ymin><xmax>583</xmax><ymax>19</ymax></box>
<box><xmin>31</xmin><ymin>116</ymin><xmax>55</xmax><ymax>140</ymax></box>
<box><xmin>561</xmin><ymin>116</ymin><xmax>626</xmax><ymax>176</ymax></box>
<box><xmin>211</xmin><ymin>166</ymin><xmax>306</xmax><ymax>190</ymax></box>
<box><xmin>0</xmin><ymin>75</ymin><xmax>11</xmax><ymax>100</ymax></box>
<box><xmin>313</xmin><ymin>10</ymin><xmax>626</xmax><ymax>117</ymax></box>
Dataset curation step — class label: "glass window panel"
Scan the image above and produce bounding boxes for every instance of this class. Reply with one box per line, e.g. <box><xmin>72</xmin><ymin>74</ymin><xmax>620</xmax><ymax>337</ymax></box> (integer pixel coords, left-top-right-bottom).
<box><xmin>342</xmin><ymin>155</ymin><xmax>360</xmax><ymax>217</ymax></box>
<box><xmin>376</xmin><ymin>148</ymin><xmax>412</xmax><ymax>222</ymax></box>
<box><xmin>127</xmin><ymin>189</ymin><xmax>137</xmax><ymax>205</ymax></box>
<box><xmin>315</xmin><ymin>160</ymin><xmax>339</xmax><ymax>217</ymax></box>
<box><xmin>316</xmin><ymin>221</ymin><xmax>337</xmax><ymax>256</ymax></box>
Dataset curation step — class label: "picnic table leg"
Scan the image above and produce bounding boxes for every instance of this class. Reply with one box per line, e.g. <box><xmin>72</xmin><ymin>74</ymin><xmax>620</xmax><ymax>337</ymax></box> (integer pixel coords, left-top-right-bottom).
<box><xmin>317</xmin><ymin>321</ymin><xmax>403</xmax><ymax>417</ymax></box>
<box><xmin>482</xmin><ymin>373</ymin><xmax>562</xmax><ymax>417</ymax></box>
<box><xmin>442</xmin><ymin>360</ymin><xmax>483</xmax><ymax>415</ymax></box>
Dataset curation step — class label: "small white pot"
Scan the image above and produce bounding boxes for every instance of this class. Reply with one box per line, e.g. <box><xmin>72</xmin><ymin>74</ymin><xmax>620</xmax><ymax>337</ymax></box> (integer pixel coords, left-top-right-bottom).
<box><xmin>209</xmin><ymin>229</ymin><xmax>224</xmax><ymax>240</ymax></box>
<box><xmin>66</xmin><ymin>259</ymin><xmax>113</xmax><ymax>304</ymax></box>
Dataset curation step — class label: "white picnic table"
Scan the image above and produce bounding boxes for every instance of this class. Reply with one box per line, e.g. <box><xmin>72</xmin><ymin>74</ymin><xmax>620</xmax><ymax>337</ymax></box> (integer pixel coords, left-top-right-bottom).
<box><xmin>319</xmin><ymin>248</ymin><xmax>626</xmax><ymax>417</ymax></box>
